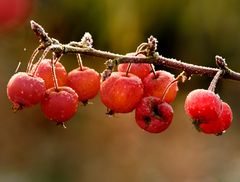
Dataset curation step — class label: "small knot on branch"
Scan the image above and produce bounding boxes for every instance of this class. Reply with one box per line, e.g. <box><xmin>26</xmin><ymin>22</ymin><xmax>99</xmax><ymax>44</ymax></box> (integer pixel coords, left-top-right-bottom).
<box><xmin>81</xmin><ymin>32</ymin><xmax>93</xmax><ymax>48</ymax></box>
<box><xmin>101</xmin><ymin>59</ymin><xmax>116</xmax><ymax>81</ymax></box>
<box><xmin>215</xmin><ymin>55</ymin><xmax>227</xmax><ymax>70</ymax></box>
<box><xmin>148</xmin><ymin>35</ymin><xmax>158</xmax><ymax>53</ymax></box>
<box><xmin>68</xmin><ymin>33</ymin><xmax>93</xmax><ymax>48</ymax></box>
<box><xmin>215</xmin><ymin>55</ymin><xmax>233</xmax><ymax>76</ymax></box>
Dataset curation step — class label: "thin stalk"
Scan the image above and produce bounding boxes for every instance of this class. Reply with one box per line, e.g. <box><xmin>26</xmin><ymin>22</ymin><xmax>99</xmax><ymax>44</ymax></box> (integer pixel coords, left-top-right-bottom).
<box><xmin>32</xmin><ymin>47</ymin><xmax>51</xmax><ymax>76</ymax></box>
<box><xmin>51</xmin><ymin>55</ymin><xmax>61</xmax><ymax>91</ymax></box>
<box><xmin>76</xmin><ymin>53</ymin><xmax>83</xmax><ymax>71</ymax></box>
<box><xmin>208</xmin><ymin>70</ymin><xmax>224</xmax><ymax>92</ymax></box>
<box><xmin>26</xmin><ymin>46</ymin><xmax>40</xmax><ymax>73</ymax></box>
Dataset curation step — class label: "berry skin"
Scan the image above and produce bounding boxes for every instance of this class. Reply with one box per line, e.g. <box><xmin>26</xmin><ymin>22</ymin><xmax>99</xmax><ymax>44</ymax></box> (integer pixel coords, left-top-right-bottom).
<box><xmin>135</xmin><ymin>96</ymin><xmax>173</xmax><ymax>133</ymax></box>
<box><xmin>199</xmin><ymin>102</ymin><xmax>232</xmax><ymax>135</ymax></box>
<box><xmin>100</xmin><ymin>72</ymin><xmax>144</xmax><ymax>113</ymax></box>
<box><xmin>41</xmin><ymin>86</ymin><xmax>79</xmax><ymax>123</ymax></box>
<box><xmin>143</xmin><ymin>70</ymin><xmax>178</xmax><ymax>103</ymax></box>
<box><xmin>184</xmin><ymin>89</ymin><xmax>222</xmax><ymax>122</ymax></box>
<box><xmin>67</xmin><ymin>66</ymin><xmax>100</xmax><ymax>103</ymax></box>
<box><xmin>117</xmin><ymin>53</ymin><xmax>152</xmax><ymax>80</ymax></box>
<box><xmin>7</xmin><ymin>72</ymin><xmax>46</xmax><ymax>110</ymax></box>
<box><xmin>33</xmin><ymin>59</ymin><xmax>67</xmax><ymax>89</ymax></box>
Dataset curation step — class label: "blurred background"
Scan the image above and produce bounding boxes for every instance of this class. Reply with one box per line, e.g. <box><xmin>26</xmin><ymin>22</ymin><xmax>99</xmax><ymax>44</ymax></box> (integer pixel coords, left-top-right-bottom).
<box><xmin>1</xmin><ymin>0</ymin><xmax>240</xmax><ymax>181</ymax></box>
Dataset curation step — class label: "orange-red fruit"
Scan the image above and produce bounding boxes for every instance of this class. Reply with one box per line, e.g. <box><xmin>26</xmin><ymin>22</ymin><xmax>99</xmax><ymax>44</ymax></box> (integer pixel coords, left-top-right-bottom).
<box><xmin>117</xmin><ymin>53</ymin><xmax>152</xmax><ymax>80</ymax></box>
<box><xmin>33</xmin><ymin>59</ymin><xmax>67</xmax><ymax>89</ymax></box>
<box><xmin>199</xmin><ymin>102</ymin><xmax>232</xmax><ymax>135</ymax></box>
<box><xmin>7</xmin><ymin>72</ymin><xmax>46</xmax><ymax>109</ymax></box>
<box><xmin>100</xmin><ymin>72</ymin><xmax>144</xmax><ymax>113</ymax></box>
<box><xmin>135</xmin><ymin>96</ymin><xmax>173</xmax><ymax>133</ymax></box>
<box><xmin>41</xmin><ymin>86</ymin><xmax>79</xmax><ymax>123</ymax></box>
<box><xmin>184</xmin><ymin>89</ymin><xmax>222</xmax><ymax>122</ymax></box>
<box><xmin>67</xmin><ymin>67</ymin><xmax>100</xmax><ymax>103</ymax></box>
<box><xmin>143</xmin><ymin>70</ymin><xmax>178</xmax><ymax>103</ymax></box>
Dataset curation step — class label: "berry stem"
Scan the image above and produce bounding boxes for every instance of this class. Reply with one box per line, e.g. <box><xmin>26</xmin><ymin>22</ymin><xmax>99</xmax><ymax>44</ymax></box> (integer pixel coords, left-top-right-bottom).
<box><xmin>26</xmin><ymin>46</ymin><xmax>40</xmax><ymax>73</ymax></box>
<box><xmin>125</xmin><ymin>63</ymin><xmax>132</xmax><ymax>77</ymax></box>
<box><xmin>51</xmin><ymin>53</ymin><xmax>61</xmax><ymax>91</ymax></box>
<box><xmin>150</xmin><ymin>64</ymin><xmax>157</xmax><ymax>78</ymax></box>
<box><xmin>32</xmin><ymin>47</ymin><xmax>51</xmax><ymax>76</ymax></box>
<box><xmin>207</xmin><ymin>56</ymin><xmax>228</xmax><ymax>92</ymax></box>
<box><xmin>208</xmin><ymin>70</ymin><xmax>224</xmax><ymax>92</ymax></box>
<box><xmin>15</xmin><ymin>62</ymin><xmax>21</xmax><ymax>73</ymax></box>
<box><xmin>161</xmin><ymin>71</ymin><xmax>186</xmax><ymax>102</ymax></box>
<box><xmin>161</xmin><ymin>79</ymin><xmax>178</xmax><ymax>102</ymax></box>
<box><xmin>76</xmin><ymin>53</ymin><xmax>83</xmax><ymax>71</ymax></box>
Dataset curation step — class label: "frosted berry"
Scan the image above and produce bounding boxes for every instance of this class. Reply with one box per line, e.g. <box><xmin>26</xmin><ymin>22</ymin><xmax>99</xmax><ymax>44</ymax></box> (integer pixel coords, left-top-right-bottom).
<box><xmin>143</xmin><ymin>70</ymin><xmax>178</xmax><ymax>103</ymax></box>
<box><xmin>199</xmin><ymin>102</ymin><xmax>232</xmax><ymax>135</ymax></box>
<box><xmin>67</xmin><ymin>66</ymin><xmax>100</xmax><ymax>103</ymax></box>
<box><xmin>135</xmin><ymin>96</ymin><xmax>173</xmax><ymax>133</ymax></box>
<box><xmin>117</xmin><ymin>53</ymin><xmax>152</xmax><ymax>80</ymax></box>
<box><xmin>184</xmin><ymin>89</ymin><xmax>222</xmax><ymax>122</ymax></box>
<box><xmin>100</xmin><ymin>72</ymin><xmax>144</xmax><ymax>113</ymax></box>
<box><xmin>7</xmin><ymin>72</ymin><xmax>46</xmax><ymax>110</ymax></box>
<box><xmin>41</xmin><ymin>86</ymin><xmax>79</xmax><ymax>123</ymax></box>
<box><xmin>33</xmin><ymin>59</ymin><xmax>67</xmax><ymax>89</ymax></box>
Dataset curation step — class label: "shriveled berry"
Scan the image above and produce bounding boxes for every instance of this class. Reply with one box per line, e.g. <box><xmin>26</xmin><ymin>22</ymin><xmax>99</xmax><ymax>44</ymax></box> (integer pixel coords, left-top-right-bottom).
<box><xmin>67</xmin><ymin>66</ymin><xmax>100</xmax><ymax>103</ymax></box>
<box><xmin>184</xmin><ymin>89</ymin><xmax>222</xmax><ymax>122</ymax></box>
<box><xmin>117</xmin><ymin>53</ymin><xmax>152</xmax><ymax>80</ymax></box>
<box><xmin>199</xmin><ymin>102</ymin><xmax>232</xmax><ymax>135</ymax></box>
<box><xmin>100</xmin><ymin>72</ymin><xmax>144</xmax><ymax>113</ymax></box>
<box><xmin>135</xmin><ymin>96</ymin><xmax>173</xmax><ymax>133</ymax></box>
<box><xmin>7</xmin><ymin>72</ymin><xmax>46</xmax><ymax>110</ymax></box>
<box><xmin>143</xmin><ymin>70</ymin><xmax>178</xmax><ymax>103</ymax></box>
<box><xmin>33</xmin><ymin>59</ymin><xmax>67</xmax><ymax>89</ymax></box>
<box><xmin>41</xmin><ymin>86</ymin><xmax>79</xmax><ymax>123</ymax></box>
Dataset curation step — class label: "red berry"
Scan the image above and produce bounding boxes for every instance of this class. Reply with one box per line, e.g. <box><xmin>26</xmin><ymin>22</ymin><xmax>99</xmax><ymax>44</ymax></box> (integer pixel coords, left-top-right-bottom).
<box><xmin>0</xmin><ymin>0</ymin><xmax>34</xmax><ymax>33</ymax></box>
<box><xmin>100</xmin><ymin>72</ymin><xmax>144</xmax><ymax>113</ymax></box>
<box><xmin>199</xmin><ymin>102</ymin><xmax>232</xmax><ymax>135</ymax></box>
<box><xmin>7</xmin><ymin>72</ymin><xmax>46</xmax><ymax>110</ymax></box>
<box><xmin>33</xmin><ymin>59</ymin><xmax>67</xmax><ymax>89</ymax></box>
<box><xmin>142</xmin><ymin>70</ymin><xmax>178</xmax><ymax>103</ymax></box>
<box><xmin>67</xmin><ymin>66</ymin><xmax>100</xmax><ymax>103</ymax></box>
<box><xmin>41</xmin><ymin>86</ymin><xmax>79</xmax><ymax>123</ymax></box>
<box><xmin>184</xmin><ymin>89</ymin><xmax>222</xmax><ymax>122</ymax></box>
<box><xmin>135</xmin><ymin>96</ymin><xmax>173</xmax><ymax>133</ymax></box>
<box><xmin>117</xmin><ymin>53</ymin><xmax>152</xmax><ymax>80</ymax></box>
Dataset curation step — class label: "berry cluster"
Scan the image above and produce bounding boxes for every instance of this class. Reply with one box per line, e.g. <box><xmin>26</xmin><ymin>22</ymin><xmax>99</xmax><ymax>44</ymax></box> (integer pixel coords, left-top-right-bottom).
<box><xmin>7</xmin><ymin>58</ymin><xmax>100</xmax><ymax>127</ymax></box>
<box><xmin>7</xmin><ymin>51</ymin><xmax>233</xmax><ymax>135</ymax></box>
<box><xmin>100</xmin><ymin>53</ymin><xmax>178</xmax><ymax>133</ymax></box>
<box><xmin>7</xmin><ymin>50</ymin><xmax>179</xmax><ymax>132</ymax></box>
<box><xmin>6</xmin><ymin>21</ymin><xmax>235</xmax><ymax>135</ymax></box>
<box><xmin>185</xmin><ymin>89</ymin><xmax>232</xmax><ymax>135</ymax></box>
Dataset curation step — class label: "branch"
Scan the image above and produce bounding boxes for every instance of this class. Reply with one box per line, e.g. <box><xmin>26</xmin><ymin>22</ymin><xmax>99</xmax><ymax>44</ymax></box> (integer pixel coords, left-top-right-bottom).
<box><xmin>30</xmin><ymin>20</ymin><xmax>240</xmax><ymax>81</ymax></box>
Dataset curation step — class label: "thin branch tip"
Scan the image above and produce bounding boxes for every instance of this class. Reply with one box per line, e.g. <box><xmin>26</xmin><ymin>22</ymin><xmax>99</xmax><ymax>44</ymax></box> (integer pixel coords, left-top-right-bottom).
<box><xmin>30</xmin><ymin>20</ymin><xmax>39</xmax><ymax>30</ymax></box>
<box><xmin>30</xmin><ymin>20</ymin><xmax>36</xmax><ymax>24</ymax></box>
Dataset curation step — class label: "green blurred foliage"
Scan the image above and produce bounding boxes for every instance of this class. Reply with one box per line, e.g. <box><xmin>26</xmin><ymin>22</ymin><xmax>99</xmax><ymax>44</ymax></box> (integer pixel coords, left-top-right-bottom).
<box><xmin>1</xmin><ymin>0</ymin><xmax>240</xmax><ymax>181</ymax></box>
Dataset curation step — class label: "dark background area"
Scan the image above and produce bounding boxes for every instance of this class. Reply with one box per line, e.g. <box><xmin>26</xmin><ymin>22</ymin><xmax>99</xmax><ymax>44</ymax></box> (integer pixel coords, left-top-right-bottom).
<box><xmin>1</xmin><ymin>0</ymin><xmax>240</xmax><ymax>181</ymax></box>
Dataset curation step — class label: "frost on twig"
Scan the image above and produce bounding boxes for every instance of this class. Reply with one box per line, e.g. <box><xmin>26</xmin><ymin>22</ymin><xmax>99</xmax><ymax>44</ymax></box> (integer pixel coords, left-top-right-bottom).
<box><xmin>29</xmin><ymin>20</ymin><xmax>240</xmax><ymax>81</ymax></box>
